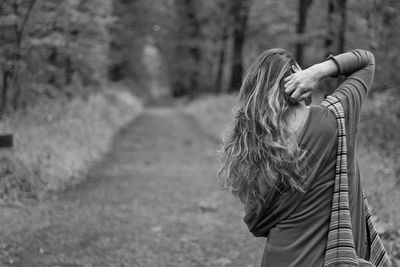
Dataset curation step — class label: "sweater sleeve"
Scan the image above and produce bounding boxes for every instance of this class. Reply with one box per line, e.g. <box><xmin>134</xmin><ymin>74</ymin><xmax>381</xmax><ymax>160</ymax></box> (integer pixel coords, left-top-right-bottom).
<box><xmin>328</xmin><ymin>49</ymin><xmax>375</xmax><ymax>148</ymax></box>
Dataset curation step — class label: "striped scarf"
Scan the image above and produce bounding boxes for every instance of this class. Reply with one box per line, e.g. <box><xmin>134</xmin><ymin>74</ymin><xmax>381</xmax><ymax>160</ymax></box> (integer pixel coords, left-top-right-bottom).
<box><xmin>321</xmin><ymin>95</ymin><xmax>392</xmax><ymax>267</ymax></box>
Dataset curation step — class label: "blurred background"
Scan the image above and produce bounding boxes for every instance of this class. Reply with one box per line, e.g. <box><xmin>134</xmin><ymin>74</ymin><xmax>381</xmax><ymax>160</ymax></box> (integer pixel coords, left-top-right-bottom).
<box><xmin>0</xmin><ymin>0</ymin><xmax>399</xmax><ymax>266</ymax></box>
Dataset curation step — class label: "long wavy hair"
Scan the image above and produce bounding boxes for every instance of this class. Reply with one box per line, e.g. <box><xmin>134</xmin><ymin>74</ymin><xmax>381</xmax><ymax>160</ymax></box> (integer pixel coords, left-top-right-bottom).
<box><xmin>218</xmin><ymin>48</ymin><xmax>307</xmax><ymax>213</ymax></box>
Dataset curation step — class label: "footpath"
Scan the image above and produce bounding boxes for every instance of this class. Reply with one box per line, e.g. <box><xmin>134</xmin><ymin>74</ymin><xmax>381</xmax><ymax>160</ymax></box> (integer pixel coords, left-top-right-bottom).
<box><xmin>0</xmin><ymin>106</ymin><xmax>263</xmax><ymax>266</ymax></box>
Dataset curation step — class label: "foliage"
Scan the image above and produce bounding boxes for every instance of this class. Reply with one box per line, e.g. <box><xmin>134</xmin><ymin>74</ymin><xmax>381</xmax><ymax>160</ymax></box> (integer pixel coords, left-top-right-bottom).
<box><xmin>358</xmin><ymin>90</ymin><xmax>400</xmax><ymax>230</ymax></box>
<box><xmin>1</xmin><ymin>0</ymin><xmax>399</xmax><ymax>101</ymax></box>
<box><xmin>0</xmin><ymin>87</ymin><xmax>142</xmax><ymax>204</ymax></box>
<box><xmin>359</xmin><ymin>89</ymin><xmax>400</xmax><ymax>162</ymax></box>
<box><xmin>109</xmin><ymin>0</ymin><xmax>149</xmax><ymax>82</ymax></box>
<box><xmin>2</xmin><ymin>0</ymin><xmax>394</xmax><ymax>100</ymax></box>
<box><xmin>109</xmin><ymin>0</ymin><xmax>400</xmax><ymax>97</ymax></box>
<box><xmin>0</xmin><ymin>0</ymin><xmax>113</xmax><ymax>112</ymax></box>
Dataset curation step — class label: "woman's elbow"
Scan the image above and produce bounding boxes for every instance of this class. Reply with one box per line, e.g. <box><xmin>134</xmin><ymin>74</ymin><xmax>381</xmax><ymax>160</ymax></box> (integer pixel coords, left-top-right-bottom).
<box><xmin>365</xmin><ymin>50</ymin><xmax>375</xmax><ymax>65</ymax></box>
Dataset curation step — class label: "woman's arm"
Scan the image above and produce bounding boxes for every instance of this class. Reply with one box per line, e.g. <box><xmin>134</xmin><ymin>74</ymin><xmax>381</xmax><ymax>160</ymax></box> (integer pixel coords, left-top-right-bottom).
<box><xmin>285</xmin><ymin>49</ymin><xmax>375</xmax><ymax>151</ymax></box>
<box><xmin>283</xmin><ymin>60</ymin><xmax>338</xmax><ymax>102</ymax></box>
<box><xmin>330</xmin><ymin>49</ymin><xmax>375</xmax><ymax>108</ymax></box>
<box><xmin>284</xmin><ymin>49</ymin><xmax>375</xmax><ymax>103</ymax></box>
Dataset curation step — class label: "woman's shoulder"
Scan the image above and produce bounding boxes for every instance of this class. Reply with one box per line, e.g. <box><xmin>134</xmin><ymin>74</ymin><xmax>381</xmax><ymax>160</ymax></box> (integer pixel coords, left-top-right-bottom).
<box><xmin>300</xmin><ymin>105</ymin><xmax>337</xmax><ymax>147</ymax></box>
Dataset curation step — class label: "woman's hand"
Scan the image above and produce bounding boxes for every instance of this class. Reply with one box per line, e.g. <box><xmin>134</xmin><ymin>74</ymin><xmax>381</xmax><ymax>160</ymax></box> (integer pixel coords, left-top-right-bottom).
<box><xmin>283</xmin><ymin>66</ymin><xmax>320</xmax><ymax>103</ymax></box>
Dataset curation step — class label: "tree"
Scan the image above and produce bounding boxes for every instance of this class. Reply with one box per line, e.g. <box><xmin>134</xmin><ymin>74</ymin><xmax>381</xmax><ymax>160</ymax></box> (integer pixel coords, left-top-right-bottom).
<box><xmin>325</xmin><ymin>0</ymin><xmax>347</xmax><ymax>56</ymax></box>
<box><xmin>228</xmin><ymin>0</ymin><xmax>252</xmax><ymax>92</ymax></box>
<box><xmin>214</xmin><ymin>0</ymin><xmax>230</xmax><ymax>93</ymax></box>
<box><xmin>337</xmin><ymin>0</ymin><xmax>346</xmax><ymax>54</ymax></box>
<box><xmin>295</xmin><ymin>0</ymin><xmax>313</xmax><ymax>66</ymax></box>
<box><xmin>172</xmin><ymin>0</ymin><xmax>202</xmax><ymax>97</ymax></box>
<box><xmin>109</xmin><ymin>0</ymin><xmax>150</xmax><ymax>83</ymax></box>
<box><xmin>0</xmin><ymin>0</ymin><xmax>37</xmax><ymax>112</ymax></box>
<box><xmin>181</xmin><ymin>0</ymin><xmax>201</xmax><ymax>97</ymax></box>
<box><xmin>0</xmin><ymin>0</ymin><xmax>113</xmax><ymax>112</ymax></box>
<box><xmin>11</xmin><ymin>0</ymin><xmax>37</xmax><ymax>109</ymax></box>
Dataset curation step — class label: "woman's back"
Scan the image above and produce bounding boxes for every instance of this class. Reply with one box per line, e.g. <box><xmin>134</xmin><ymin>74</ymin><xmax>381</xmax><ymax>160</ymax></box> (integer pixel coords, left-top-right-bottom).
<box><xmin>220</xmin><ymin>48</ymin><xmax>380</xmax><ymax>266</ymax></box>
<box><xmin>248</xmin><ymin>105</ymin><xmax>338</xmax><ymax>266</ymax></box>
<box><xmin>243</xmin><ymin>49</ymin><xmax>375</xmax><ymax>266</ymax></box>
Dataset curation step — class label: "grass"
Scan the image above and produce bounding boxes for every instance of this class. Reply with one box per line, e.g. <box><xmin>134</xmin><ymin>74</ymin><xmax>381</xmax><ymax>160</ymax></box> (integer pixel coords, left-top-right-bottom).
<box><xmin>0</xmin><ymin>105</ymin><xmax>264</xmax><ymax>266</ymax></box>
<box><xmin>185</xmin><ymin>91</ymin><xmax>400</xmax><ymax>262</ymax></box>
<box><xmin>358</xmin><ymin>89</ymin><xmax>400</xmax><ymax>225</ymax></box>
<box><xmin>0</xmin><ymin>85</ymin><xmax>142</xmax><ymax>204</ymax></box>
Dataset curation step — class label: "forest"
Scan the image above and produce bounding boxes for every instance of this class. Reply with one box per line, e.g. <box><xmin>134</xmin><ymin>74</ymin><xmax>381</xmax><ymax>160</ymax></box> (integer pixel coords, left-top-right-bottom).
<box><xmin>0</xmin><ymin>0</ymin><xmax>399</xmax><ymax>265</ymax></box>
<box><xmin>1</xmin><ymin>0</ymin><xmax>399</xmax><ymax>106</ymax></box>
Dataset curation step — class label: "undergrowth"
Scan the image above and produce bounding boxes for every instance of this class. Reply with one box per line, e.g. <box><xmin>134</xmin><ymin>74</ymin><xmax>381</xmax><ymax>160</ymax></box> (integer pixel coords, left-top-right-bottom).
<box><xmin>0</xmin><ymin>86</ymin><xmax>142</xmax><ymax>204</ymax></box>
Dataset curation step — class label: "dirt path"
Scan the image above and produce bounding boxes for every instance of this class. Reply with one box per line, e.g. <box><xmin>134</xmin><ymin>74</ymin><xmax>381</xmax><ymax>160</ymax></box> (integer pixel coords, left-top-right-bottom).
<box><xmin>0</xmin><ymin>107</ymin><xmax>263</xmax><ymax>266</ymax></box>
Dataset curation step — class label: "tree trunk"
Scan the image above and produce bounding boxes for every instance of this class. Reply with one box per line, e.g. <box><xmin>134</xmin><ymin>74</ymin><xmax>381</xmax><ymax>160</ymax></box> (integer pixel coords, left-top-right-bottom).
<box><xmin>337</xmin><ymin>0</ymin><xmax>346</xmax><ymax>54</ymax></box>
<box><xmin>189</xmin><ymin>45</ymin><xmax>200</xmax><ymax>98</ymax></box>
<box><xmin>228</xmin><ymin>0</ymin><xmax>251</xmax><ymax>92</ymax></box>
<box><xmin>325</xmin><ymin>0</ymin><xmax>346</xmax><ymax>56</ymax></box>
<box><xmin>175</xmin><ymin>0</ymin><xmax>201</xmax><ymax>98</ymax></box>
<box><xmin>11</xmin><ymin>0</ymin><xmax>37</xmax><ymax>110</ymax></box>
<box><xmin>185</xmin><ymin>0</ymin><xmax>201</xmax><ymax>98</ymax></box>
<box><xmin>325</xmin><ymin>0</ymin><xmax>335</xmax><ymax>56</ymax></box>
<box><xmin>48</xmin><ymin>47</ymin><xmax>57</xmax><ymax>85</ymax></box>
<box><xmin>1</xmin><ymin>70</ymin><xmax>12</xmax><ymax>116</ymax></box>
<box><xmin>65</xmin><ymin>56</ymin><xmax>73</xmax><ymax>85</ymax></box>
<box><xmin>323</xmin><ymin>0</ymin><xmax>347</xmax><ymax>94</ymax></box>
<box><xmin>215</xmin><ymin>23</ymin><xmax>228</xmax><ymax>93</ymax></box>
<box><xmin>12</xmin><ymin>69</ymin><xmax>21</xmax><ymax>110</ymax></box>
<box><xmin>229</xmin><ymin>30</ymin><xmax>245</xmax><ymax>92</ymax></box>
<box><xmin>295</xmin><ymin>0</ymin><xmax>312</xmax><ymax>66</ymax></box>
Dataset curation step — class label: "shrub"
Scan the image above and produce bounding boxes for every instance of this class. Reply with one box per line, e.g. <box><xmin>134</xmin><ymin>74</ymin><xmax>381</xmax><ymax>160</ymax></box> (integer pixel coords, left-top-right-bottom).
<box><xmin>0</xmin><ymin>86</ymin><xmax>142</xmax><ymax>204</ymax></box>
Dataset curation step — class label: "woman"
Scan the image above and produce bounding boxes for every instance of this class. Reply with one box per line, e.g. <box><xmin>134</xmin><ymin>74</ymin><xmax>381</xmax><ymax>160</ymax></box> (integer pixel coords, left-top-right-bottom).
<box><xmin>218</xmin><ymin>48</ymin><xmax>390</xmax><ymax>266</ymax></box>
